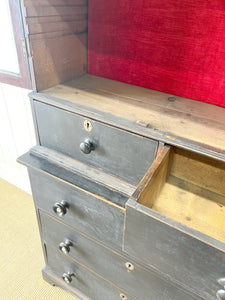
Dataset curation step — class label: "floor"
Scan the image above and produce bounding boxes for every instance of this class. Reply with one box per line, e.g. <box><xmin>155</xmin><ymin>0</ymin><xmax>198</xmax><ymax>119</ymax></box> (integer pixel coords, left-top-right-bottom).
<box><xmin>0</xmin><ymin>179</ymin><xmax>79</xmax><ymax>299</ymax></box>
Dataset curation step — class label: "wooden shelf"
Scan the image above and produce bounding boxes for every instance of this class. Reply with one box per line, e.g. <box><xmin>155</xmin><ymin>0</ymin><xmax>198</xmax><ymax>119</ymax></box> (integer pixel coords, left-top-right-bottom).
<box><xmin>31</xmin><ymin>74</ymin><xmax>225</xmax><ymax>161</ymax></box>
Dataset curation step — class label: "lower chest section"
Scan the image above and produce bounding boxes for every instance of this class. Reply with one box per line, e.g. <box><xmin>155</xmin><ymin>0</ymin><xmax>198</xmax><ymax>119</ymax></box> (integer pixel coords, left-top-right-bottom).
<box><xmin>19</xmin><ymin>98</ymin><xmax>225</xmax><ymax>300</ymax></box>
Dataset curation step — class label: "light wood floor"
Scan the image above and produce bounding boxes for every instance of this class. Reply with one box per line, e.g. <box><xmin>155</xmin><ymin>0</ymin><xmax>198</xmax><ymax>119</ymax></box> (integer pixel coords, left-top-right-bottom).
<box><xmin>0</xmin><ymin>179</ymin><xmax>79</xmax><ymax>299</ymax></box>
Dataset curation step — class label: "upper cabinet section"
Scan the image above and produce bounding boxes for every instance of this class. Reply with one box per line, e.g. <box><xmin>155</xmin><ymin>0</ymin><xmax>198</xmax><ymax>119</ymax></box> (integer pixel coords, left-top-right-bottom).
<box><xmin>32</xmin><ymin>75</ymin><xmax>225</xmax><ymax>162</ymax></box>
<box><xmin>21</xmin><ymin>0</ymin><xmax>88</xmax><ymax>91</ymax></box>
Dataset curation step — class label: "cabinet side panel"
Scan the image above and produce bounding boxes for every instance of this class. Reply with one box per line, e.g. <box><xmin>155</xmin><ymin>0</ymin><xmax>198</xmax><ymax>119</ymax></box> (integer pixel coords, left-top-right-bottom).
<box><xmin>21</xmin><ymin>0</ymin><xmax>88</xmax><ymax>91</ymax></box>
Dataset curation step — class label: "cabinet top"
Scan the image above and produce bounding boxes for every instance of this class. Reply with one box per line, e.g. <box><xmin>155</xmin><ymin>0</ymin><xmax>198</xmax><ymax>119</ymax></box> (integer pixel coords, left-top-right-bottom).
<box><xmin>30</xmin><ymin>74</ymin><xmax>225</xmax><ymax>162</ymax></box>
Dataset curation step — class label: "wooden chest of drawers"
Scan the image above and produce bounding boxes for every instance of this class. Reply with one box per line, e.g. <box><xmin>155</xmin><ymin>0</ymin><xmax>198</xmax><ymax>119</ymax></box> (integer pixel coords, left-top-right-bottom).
<box><xmin>18</xmin><ymin>74</ymin><xmax>225</xmax><ymax>300</ymax></box>
<box><xmin>16</xmin><ymin>0</ymin><xmax>225</xmax><ymax>298</ymax></box>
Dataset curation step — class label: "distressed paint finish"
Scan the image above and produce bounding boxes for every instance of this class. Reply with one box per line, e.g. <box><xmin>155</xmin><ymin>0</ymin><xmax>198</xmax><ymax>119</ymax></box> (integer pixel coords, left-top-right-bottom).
<box><xmin>44</xmin><ymin>246</ymin><xmax>136</xmax><ymax>300</ymax></box>
<box><xmin>124</xmin><ymin>199</ymin><xmax>225</xmax><ymax>300</ymax></box>
<box><xmin>40</xmin><ymin>211</ymin><xmax>200</xmax><ymax>300</ymax></box>
<box><xmin>27</xmin><ymin>167</ymin><xmax>125</xmax><ymax>250</ymax></box>
<box><xmin>19</xmin><ymin>150</ymin><xmax>129</xmax><ymax>207</ymax></box>
<box><xmin>34</xmin><ymin>75</ymin><xmax>225</xmax><ymax>161</ymax></box>
<box><xmin>33</xmin><ymin>100</ymin><xmax>158</xmax><ymax>185</ymax></box>
<box><xmin>16</xmin><ymin>0</ymin><xmax>225</xmax><ymax>299</ymax></box>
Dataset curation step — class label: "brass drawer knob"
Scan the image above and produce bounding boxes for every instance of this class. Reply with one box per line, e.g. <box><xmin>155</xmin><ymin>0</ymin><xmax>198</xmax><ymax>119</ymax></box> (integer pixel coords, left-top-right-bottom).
<box><xmin>52</xmin><ymin>200</ymin><xmax>69</xmax><ymax>217</ymax></box>
<box><xmin>62</xmin><ymin>272</ymin><xmax>74</xmax><ymax>284</ymax></box>
<box><xmin>80</xmin><ymin>138</ymin><xmax>95</xmax><ymax>154</ymax></box>
<box><xmin>59</xmin><ymin>239</ymin><xmax>73</xmax><ymax>254</ymax></box>
<box><xmin>217</xmin><ymin>289</ymin><xmax>225</xmax><ymax>300</ymax></box>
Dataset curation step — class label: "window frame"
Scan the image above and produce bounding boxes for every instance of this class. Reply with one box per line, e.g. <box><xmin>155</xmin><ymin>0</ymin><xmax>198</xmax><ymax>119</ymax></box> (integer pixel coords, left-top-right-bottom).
<box><xmin>0</xmin><ymin>0</ymin><xmax>31</xmax><ymax>89</ymax></box>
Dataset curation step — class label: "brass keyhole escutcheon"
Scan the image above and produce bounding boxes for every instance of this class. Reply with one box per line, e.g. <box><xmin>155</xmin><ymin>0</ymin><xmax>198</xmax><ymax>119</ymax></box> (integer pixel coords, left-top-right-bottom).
<box><xmin>120</xmin><ymin>293</ymin><xmax>127</xmax><ymax>300</ymax></box>
<box><xmin>84</xmin><ymin>120</ymin><xmax>92</xmax><ymax>132</ymax></box>
<box><xmin>125</xmin><ymin>262</ymin><xmax>134</xmax><ymax>271</ymax></box>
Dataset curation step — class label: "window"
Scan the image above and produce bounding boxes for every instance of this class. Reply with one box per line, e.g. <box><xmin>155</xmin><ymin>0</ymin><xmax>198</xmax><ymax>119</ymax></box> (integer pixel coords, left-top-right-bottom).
<box><xmin>0</xmin><ymin>0</ymin><xmax>31</xmax><ymax>89</ymax></box>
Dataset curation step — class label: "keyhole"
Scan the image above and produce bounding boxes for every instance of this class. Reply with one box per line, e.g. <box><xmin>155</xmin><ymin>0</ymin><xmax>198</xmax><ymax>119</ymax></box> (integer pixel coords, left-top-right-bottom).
<box><xmin>84</xmin><ymin>120</ymin><xmax>92</xmax><ymax>132</ymax></box>
<box><xmin>125</xmin><ymin>262</ymin><xmax>134</xmax><ymax>270</ymax></box>
<box><xmin>120</xmin><ymin>293</ymin><xmax>127</xmax><ymax>300</ymax></box>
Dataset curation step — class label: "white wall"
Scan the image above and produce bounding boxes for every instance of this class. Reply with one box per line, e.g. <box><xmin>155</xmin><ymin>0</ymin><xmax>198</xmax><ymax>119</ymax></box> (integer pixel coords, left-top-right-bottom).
<box><xmin>0</xmin><ymin>83</ymin><xmax>36</xmax><ymax>194</ymax></box>
<box><xmin>0</xmin><ymin>0</ymin><xmax>20</xmax><ymax>74</ymax></box>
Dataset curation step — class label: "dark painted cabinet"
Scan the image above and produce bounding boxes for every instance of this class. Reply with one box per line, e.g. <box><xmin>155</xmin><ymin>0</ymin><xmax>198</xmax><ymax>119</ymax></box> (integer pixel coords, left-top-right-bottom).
<box><xmin>18</xmin><ymin>3</ymin><xmax>225</xmax><ymax>298</ymax></box>
<box><xmin>18</xmin><ymin>77</ymin><xmax>225</xmax><ymax>299</ymax></box>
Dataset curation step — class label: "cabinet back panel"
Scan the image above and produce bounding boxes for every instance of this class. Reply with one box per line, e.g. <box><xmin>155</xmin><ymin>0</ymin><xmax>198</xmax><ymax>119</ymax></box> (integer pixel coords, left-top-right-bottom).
<box><xmin>88</xmin><ymin>0</ymin><xmax>225</xmax><ymax>108</ymax></box>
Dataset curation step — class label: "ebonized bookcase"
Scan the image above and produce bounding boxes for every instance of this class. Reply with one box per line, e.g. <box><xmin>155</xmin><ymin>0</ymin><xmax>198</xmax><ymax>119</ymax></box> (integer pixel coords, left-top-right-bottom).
<box><xmin>18</xmin><ymin>1</ymin><xmax>225</xmax><ymax>299</ymax></box>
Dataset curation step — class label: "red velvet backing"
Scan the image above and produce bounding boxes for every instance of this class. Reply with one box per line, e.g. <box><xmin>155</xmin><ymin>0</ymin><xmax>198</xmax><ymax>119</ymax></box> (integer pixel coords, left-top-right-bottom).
<box><xmin>88</xmin><ymin>1</ymin><xmax>225</xmax><ymax>108</ymax></box>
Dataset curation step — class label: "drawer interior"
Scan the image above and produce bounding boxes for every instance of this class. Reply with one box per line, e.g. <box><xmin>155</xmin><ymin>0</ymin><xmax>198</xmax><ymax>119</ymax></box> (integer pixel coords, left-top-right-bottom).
<box><xmin>137</xmin><ymin>146</ymin><xmax>225</xmax><ymax>243</ymax></box>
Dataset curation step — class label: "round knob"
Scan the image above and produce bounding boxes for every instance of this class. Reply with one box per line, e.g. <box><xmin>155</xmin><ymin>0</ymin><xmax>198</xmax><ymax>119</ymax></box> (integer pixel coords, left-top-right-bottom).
<box><xmin>62</xmin><ymin>272</ymin><xmax>74</xmax><ymax>284</ymax></box>
<box><xmin>80</xmin><ymin>138</ymin><xmax>95</xmax><ymax>154</ymax></box>
<box><xmin>53</xmin><ymin>200</ymin><xmax>69</xmax><ymax>217</ymax></box>
<box><xmin>59</xmin><ymin>239</ymin><xmax>73</xmax><ymax>254</ymax></box>
<box><xmin>217</xmin><ymin>289</ymin><xmax>225</xmax><ymax>300</ymax></box>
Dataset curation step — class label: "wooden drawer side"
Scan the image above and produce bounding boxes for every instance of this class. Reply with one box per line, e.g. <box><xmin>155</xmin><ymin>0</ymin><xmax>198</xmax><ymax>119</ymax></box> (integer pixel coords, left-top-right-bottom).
<box><xmin>137</xmin><ymin>146</ymin><xmax>225</xmax><ymax>243</ymax></box>
<box><xmin>123</xmin><ymin>145</ymin><xmax>225</xmax><ymax>299</ymax></box>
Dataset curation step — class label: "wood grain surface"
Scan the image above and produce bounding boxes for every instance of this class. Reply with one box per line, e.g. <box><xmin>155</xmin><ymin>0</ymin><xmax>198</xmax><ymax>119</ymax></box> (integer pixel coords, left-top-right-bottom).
<box><xmin>21</xmin><ymin>0</ymin><xmax>88</xmax><ymax>90</ymax></box>
<box><xmin>33</xmin><ymin>75</ymin><xmax>225</xmax><ymax>161</ymax></box>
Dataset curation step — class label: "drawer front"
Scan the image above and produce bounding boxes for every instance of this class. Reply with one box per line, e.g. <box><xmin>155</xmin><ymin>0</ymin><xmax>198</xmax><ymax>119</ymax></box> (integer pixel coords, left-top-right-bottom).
<box><xmin>29</xmin><ymin>168</ymin><xmax>124</xmax><ymax>249</ymax></box>
<box><xmin>45</xmin><ymin>244</ymin><xmax>136</xmax><ymax>300</ymax></box>
<box><xmin>40</xmin><ymin>212</ymin><xmax>199</xmax><ymax>300</ymax></box>
<box><xmin>124</xmin><ymin>201</ymin><xmax>225</xmax><ymax>300</ymax></box>
<box><xmin>34</xmin><ymin>100</ymin><xmax>158</xmax><ymax>185</ymax></box>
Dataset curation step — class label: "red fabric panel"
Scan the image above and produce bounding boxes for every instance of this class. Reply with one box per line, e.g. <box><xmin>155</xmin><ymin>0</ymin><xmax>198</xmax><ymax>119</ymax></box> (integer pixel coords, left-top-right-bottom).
<box><xmin>88</xmin><ymin>1</ymin><xmax>225</xmax><ymax>108</ymax></box>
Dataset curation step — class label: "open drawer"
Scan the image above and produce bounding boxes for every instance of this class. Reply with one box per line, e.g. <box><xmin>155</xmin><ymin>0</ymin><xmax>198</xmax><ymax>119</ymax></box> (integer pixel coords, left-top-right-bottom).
<box><xmin>123</xmin><ymin>145</ymin><xmax>225</xmax><ymax>300</ymax></box>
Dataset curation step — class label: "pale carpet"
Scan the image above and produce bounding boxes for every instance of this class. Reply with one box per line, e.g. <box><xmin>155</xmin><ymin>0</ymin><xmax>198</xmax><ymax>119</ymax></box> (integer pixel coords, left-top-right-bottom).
<box><xmin>0</xmin><ymin>179</ymin><xmax>79</xmax><ymax>300</ymax></box>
